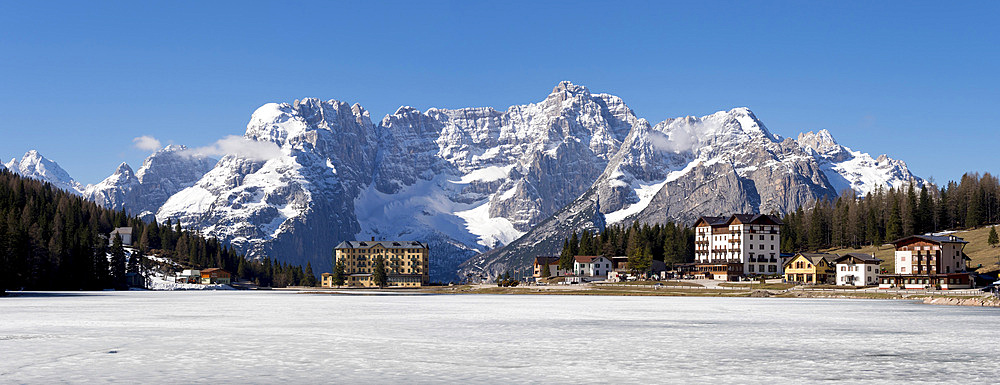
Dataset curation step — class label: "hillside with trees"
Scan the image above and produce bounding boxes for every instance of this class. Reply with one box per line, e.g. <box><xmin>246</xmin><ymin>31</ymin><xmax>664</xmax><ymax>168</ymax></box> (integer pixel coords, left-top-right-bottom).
<box><xmin>556</xmin><ymin>222</ymin><xmax>695</xmax><ymax>272</ymax></box>
<box><xmin>780</xmin><ymin>172</ymin><xmax>1000</xmax><ymax>252</ymax></box>
<box><xmin>0</xmin><ymin>170</ymin><xmax>312</xmax><ymax>294</ymax></box>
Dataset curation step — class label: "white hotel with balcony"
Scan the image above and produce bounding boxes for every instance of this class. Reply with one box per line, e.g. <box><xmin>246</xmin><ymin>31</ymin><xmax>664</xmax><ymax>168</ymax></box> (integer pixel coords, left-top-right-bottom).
<box><xmin>693</xmin><ymin>214</ymin><xmax>783</xmax><ymax>280</ymax></box>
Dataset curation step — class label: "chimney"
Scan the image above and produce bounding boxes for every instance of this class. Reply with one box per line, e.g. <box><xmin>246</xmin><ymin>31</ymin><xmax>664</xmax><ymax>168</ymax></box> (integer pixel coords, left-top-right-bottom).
<box><xmin>371</xmin><ymin>236</ymin><xmax>375</xmax><ymax>241</ymax></box>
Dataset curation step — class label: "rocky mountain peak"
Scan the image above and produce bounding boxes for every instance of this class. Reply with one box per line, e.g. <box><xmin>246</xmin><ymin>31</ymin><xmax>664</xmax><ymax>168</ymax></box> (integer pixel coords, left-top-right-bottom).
<box><xmin>797</xmin><ymin>129</ymin><xmax>842</xmax><ymax>156</ymax></box>
<box><xmin>6</xmin><ymin>150</ymin><xmax>84</xmax><ymax>194</ymax></box>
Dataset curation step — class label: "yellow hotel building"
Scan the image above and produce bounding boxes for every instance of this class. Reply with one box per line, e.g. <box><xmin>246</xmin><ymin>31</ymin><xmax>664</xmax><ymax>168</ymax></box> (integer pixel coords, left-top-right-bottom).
<box><xmin>323</xmin><ymin>240</ymin><xmax>429</xmax><ymax>288</ymax></box>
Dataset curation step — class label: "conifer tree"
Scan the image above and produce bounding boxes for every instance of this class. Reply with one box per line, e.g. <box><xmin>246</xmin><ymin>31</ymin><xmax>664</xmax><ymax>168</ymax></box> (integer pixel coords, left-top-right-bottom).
<box><xmin>540</xmin><ymin>262</ymin><xmax>551</xmax><ymax>278</ymax></box>
<box><xmin>332</xmin><ymin>257</ymin><xmax>346</xmax><ymax>286</ymax></box>
<box><xmin>989</xmin><ymin>226</ymin><xmax>999</xmax><ymax>248</ymax></box>
<box><xmin>372</xmin><ymin>254</ymin><xmax>387</xmax><ymax>288</ymax></box>
<box><xmin>109</xmin><ymin>234</ymin><xmax>127</xmax><ymax>290</ymax></box>
<box><xmin>559</xmin><ymin>239</ymin><xmax>574</xmax><ymax>271</ymax></box>
<box><xmin>303</xmin><ymin>262</ymin><xmax>316</xmax><ymax>287</ymax></box>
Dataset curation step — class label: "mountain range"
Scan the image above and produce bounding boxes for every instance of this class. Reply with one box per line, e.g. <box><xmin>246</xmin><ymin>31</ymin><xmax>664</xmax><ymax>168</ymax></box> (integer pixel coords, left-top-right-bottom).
<box><xmin>4</xmin><ymin>82</ymin><xmax>924</xmax><ymax>281</ymax></box>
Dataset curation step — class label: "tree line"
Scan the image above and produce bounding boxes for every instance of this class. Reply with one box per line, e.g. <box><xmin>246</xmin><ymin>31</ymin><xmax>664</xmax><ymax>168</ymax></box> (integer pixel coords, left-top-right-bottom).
<box><xmin>557</xmin><ymin>221</ymin><xmax>695</xmax><ymax>271</ymax></box>
<box><xmin>782</xmin><ymin>172</ymin><xmax>1000</xmax><ymax>252</ymax></box>
<box><xmin>0</xmin><ymin>169</ymin><xmax>314</xmax><ymax>293</ymax></box>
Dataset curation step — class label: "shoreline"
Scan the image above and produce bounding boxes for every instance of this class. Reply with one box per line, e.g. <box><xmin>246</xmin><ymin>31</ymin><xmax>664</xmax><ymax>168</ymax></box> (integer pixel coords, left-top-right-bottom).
<box><xmin>300</xmin><ymin>283</ymin><xmax>1000</xmax><ymax>308</ymax></box>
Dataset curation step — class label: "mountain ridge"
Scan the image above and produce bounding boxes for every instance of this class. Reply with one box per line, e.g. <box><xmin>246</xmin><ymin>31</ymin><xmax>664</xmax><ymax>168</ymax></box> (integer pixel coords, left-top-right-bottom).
<box><xmin>7</xmin><ymin>82</ymin><xmax>925</xmax><ymax>281</ymax></box>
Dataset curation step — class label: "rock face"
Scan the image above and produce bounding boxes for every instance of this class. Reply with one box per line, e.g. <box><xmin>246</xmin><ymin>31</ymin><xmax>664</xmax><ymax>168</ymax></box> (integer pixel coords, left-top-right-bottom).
<box><xmin>4</xmin><ymin>150</ymin><xmax>86</xmax><ymax>194</ymax></box>
<box><xmin>8</xmin><ymin>82</ymin><xmax>927</xmax><ymax>282</ymax></box>
<box><xmin>156</xmin><ymin>82</ymin><xmax>639</xmax><ymax>280</ymax></box>
<box><xmin>797</xmin><ymin>129</ymin><xmax>923</xmax><ymax>195</ymax></box>
<box><xmin>84</xmin><ymin>145</ymin><xmax>217</xmax><ymax>217</ymax></box>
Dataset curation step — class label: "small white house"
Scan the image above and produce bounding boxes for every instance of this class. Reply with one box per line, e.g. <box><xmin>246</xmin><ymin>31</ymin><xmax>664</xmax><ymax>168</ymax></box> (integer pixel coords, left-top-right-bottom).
<box><xmin>573</xmin><ymin>256</ymin><xmax>612</xmax><ymax>278</ymax></box>
<box><xmin>834</xmin><ymin>253</ymin><xmax>882</xmax><ymax>286</ymax></box>
<box><xmin>175</xmin><ymin>269</ymin><xmax>201</xmax><ymax>284</ymax></box>
<box><xmin>109</xmin><ymin>227</ymin><xmax>133</xmax><ymax>246</ymax></box>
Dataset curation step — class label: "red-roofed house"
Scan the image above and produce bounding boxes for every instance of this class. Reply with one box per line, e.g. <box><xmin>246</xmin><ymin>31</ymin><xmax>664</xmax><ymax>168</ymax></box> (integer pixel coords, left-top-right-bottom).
<box><xmin>573</xmin><ymin>256</ymin><xmax>612</xmax><ymax>278</ymax></box>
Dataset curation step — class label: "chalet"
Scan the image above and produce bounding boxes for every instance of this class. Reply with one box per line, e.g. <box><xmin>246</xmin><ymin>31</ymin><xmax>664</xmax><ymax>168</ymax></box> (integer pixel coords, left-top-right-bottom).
<box><xmin>878</xmin><ymin>235</ymin><xmax>972</xmax><ymax>290</ymax></box>
<box><xmin>109</xmin><ymin>227</ymin><xmax>133</xmax><ymax>246</ymax></box>
<box><xmin>783</xmin><ymin>253</ymin><xmax>836</xmax><ymax>284</ymax></box>
<box><xmin>573</xmin><ymin>256</ymin><xmax>612</xmax><ymax>278</ymax></box>
<box><xmin>532</xmin><ymin>256</ymin><xmax>568</xmax><ymax>278</ymax></box>
<box><xmin>834</xmin><ymin>253</ymin><xmax>882</xmax><ymax>286</ymax></box>
<box><xmin>200</xmin><ymin>268</ymin><xmax>232</xmax><ymax>285</ymax></box>
<box><xmin>693</xmin><ymin>214</ymin><xmax>783</xmax><ymax>280</ymax></box>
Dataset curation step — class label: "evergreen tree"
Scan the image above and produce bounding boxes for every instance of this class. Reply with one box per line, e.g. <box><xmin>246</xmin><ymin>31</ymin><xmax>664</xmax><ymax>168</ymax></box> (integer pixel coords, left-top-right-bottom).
<box><xmin>989</xmin><ymin>226</ymin><xmax>999</xmax><ymax>248</ymax></box>
<box><xmin>109</xmin><ymin>234</ymin><xmax>127</xmax><ymax>290</ymax></box>
<box><xmin>303</xmin><ymin>262</ymin><xmax>317</xmax><ymax>287</ymax></box>
<box><xmin>540</xmin><ymin>262</ymin><xmax>551</xmax><ymax>278</ymax></box>
<box><xmin>332</xmin><ymin>256</ymin><xmax>346</xmax><ymax>286</ymax></box>
<box><xmin>372</xmin><ymin>255</ymin><xmax>387</xmax><ymax>288</ymax></box>
<box><xmin>558</xmin><ymin>239</ymin><xmax>574</xmax><ymax>271</ymax></box>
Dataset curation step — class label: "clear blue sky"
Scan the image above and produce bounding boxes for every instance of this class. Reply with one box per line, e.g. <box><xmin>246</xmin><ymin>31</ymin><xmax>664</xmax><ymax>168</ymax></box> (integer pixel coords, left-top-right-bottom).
<box><xmin>1</xmin><ymin>1</ymin><xmax>997</xmax><ymax>185</ymax></box>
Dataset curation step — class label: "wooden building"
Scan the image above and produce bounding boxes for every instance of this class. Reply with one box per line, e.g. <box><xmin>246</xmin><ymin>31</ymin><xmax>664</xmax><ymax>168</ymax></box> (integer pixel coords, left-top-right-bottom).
<box><xmin>200</xmin><ymin>268</ymin><xmax>231</xmax><ymax>285</ymax></box>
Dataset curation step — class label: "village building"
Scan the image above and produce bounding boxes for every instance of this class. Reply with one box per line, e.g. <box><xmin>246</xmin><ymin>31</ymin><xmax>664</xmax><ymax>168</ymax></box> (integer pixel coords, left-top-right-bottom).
<box><xmin>175</xmin><ymin>269</ymin><xmax>201</xmax><ymax>284</ymax></box>
<box><xmin>879</xmin><ymin>235</ymin><xmax>972</xmax><ymax>290</ymax></box>
<box><xmin>329</xmin><ymin>240</ymin><xmax>429</xmax><ymax>288</ymax></box>
<box><xmin>693</xmin><ymin>214</ymin><xmax>783</xmax><ymax>280</ymax></box>
<box><xmin>200</xmin><ymin>268</ymin><xmax>231</xmax><ymax>285</ymax></box>
<box><xmin>532</xmin><ymin>256</ymin><xmax>568</xmax><ymax>278</ymax></box>
<box><xmin>783</xmin><ymin>253</ymin><xmax>836</xmax><ymax>284</ymax></box>
<box><xmin>573</xmin><ymin>256</ymin><xmax>612</xmax><ymax>279</ymax></box>
<box><xmin>109</xmin><ymin>227</ymin><xmax>133</xmax><ymax>246</ymax></box>
<box><xmin>834</xmin><ymin>253</ymin><xmax>882</xmax><ymax>286</ymax></box>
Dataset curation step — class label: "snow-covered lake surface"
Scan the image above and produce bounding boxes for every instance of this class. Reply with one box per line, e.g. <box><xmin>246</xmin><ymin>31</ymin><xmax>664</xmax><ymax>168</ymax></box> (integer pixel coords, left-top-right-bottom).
<box><xmin>2</xmin><ymin>291</ymin><xmax>998</xmax><ymax>384</ymax></box>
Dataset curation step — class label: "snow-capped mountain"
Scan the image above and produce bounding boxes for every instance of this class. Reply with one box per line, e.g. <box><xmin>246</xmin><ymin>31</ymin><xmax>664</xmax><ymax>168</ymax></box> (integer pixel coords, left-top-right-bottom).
<box><xmin>84</xmin><ymin>145</ymin><xmax>217</xmax><ymax>217</ymax></box>
<box><xmin>4</xmin><ymin>150</ymin><xmax>86</xmax><ymax>194</ymax></box>
<box><xmin>461</xmin><ymin>107</ymin><xmax>838</xmax><ymax>277</ymax></box>
<box><xmin>156</xmin><ymin>82</ymin><xmax>639</xmax><ymax>279</ymax></box>
<box><xmin>796</xmin><ymin>129</ymin><xmax>923</xmax><ymax>195</ymax></box>
<box><xmin>8</xmin><ymin>82</ymin><xmax>927</xmax><ymax>281</ymax></box>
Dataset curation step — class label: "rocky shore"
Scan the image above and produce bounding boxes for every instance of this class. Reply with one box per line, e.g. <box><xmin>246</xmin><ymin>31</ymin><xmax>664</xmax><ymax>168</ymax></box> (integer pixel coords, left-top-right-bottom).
<box><xmin>922</xmin><ymin>296</ymin><xmax>1000</xmax><ymax>307</ymax></box>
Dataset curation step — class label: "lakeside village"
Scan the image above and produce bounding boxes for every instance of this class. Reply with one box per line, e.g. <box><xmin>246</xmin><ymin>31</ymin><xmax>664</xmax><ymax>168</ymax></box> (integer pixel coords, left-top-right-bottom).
<box><xmin>313</xmin><ymin>214</ymin><xmax>1000</xmax><ymax>296</ymax></box>
<box><xmin>107</xmin><ymin>213</ymin><xmax>999</xmax><ymax>296</ymax></box>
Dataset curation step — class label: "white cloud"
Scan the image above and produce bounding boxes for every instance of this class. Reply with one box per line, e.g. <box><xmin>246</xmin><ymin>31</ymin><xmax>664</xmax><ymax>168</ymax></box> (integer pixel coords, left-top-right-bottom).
<box><xmin>133</xmin><ymin>135</ymin><xmax>162</xmax><ymax>151</ymax></box>
<box><xmin>188</xmin><ymin>135</ymin><xmax>282</xmax><ymax>161</ymax></box>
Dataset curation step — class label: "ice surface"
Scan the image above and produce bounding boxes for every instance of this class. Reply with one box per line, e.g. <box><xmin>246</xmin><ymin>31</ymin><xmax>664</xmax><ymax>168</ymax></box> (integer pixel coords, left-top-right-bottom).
<box><xmin>2</xmin><ymin>292</ymin><xmax>999</xmax><ymax>384</ymax></box>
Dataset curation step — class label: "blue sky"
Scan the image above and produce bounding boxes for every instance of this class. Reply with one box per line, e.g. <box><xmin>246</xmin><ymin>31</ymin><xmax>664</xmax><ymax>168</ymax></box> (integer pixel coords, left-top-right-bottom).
<box><xmin>1</xmin><ymin>1</ymin><xmax>997</xmax><ymax>184</ymax></box>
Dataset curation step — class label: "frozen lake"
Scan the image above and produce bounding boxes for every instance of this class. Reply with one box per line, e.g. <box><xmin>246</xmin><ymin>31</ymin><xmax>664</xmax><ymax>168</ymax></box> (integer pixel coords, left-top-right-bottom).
<box><xmin>1</xmin><ymin>291</ymin><xmax>998</xmax><ymax>384</ymax></box>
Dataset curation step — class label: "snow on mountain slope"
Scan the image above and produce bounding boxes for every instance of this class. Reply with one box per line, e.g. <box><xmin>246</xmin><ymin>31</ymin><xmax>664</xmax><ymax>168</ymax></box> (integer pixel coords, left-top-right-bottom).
<box><xmin>5</xmin><ymin>150</ymin><xmax>86</xmax><ymax>194</ymax></box>
<box><xmin>597</xmin><ymin>107</ymin><xmax>833</xmax><ymax>226</ymax></box>
<box><xmin>797</xmin><ymin>129</ymin><xmax>923</xmax><ymax>195</ymax></box>
<box><xmin>155</xmin><ymin>82</ymin><xmax>643</xmax><ymax>281</ymax></box>
<box><xmin>85</xmin><ymin>145</ymin><xmax>217</xmax><ymax>217</ymax></box>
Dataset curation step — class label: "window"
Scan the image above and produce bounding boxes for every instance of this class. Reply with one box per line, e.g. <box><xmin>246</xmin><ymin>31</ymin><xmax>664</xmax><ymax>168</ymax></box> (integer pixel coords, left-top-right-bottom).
<box><xmin>749</xmin><ymin>265</ymin><xmax>755</xmax><ymax>272</ymax></box>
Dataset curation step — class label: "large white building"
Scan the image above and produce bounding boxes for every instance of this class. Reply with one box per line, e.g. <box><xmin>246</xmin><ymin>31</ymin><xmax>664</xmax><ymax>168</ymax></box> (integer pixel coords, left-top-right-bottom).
<box><xmin>879</xmin><ymin>235</ymin><xmax>972</xmax><ymax>290</ymax></box>
<box><xmin>834</xmin><ymin>253</ymin><xmax>882</xmax><ymax>286</ymax></box>
<box><xmin>573</xmin><ymin>256</ymin><xmax>612</xmax><ymax>279</ymax></box>
<box><xmin>693</xmin><ymin>214</ymin><xmax>783</xmax><ymax>280</ymax></box>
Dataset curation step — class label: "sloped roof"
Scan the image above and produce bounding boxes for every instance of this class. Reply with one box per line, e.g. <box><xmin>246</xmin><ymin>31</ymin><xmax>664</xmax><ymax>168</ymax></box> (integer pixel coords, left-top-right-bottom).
<box><xmin>110</xmin><ymin>227</ymin><xmax>133</xmax><ymax>235</ymax></box>
<box><xmin>834</xmin><ymin>253</ymin><xmax>883</xmax><ymax>264</ymax></box>
<box><xmin>534</xmin><ymin>256</ymin><xmax>559</xmax><ymax>265</ymax></box>
<box><xmin>694</xmin><ymin>214</ymin><xmax>783</xmax><ymax>227</ymax></box>
<box><xmin>890</xmin><ymin>234</ymin><xmax>968</xmax><ymax>246</ymax></box>
<box><xmin>784</xmin><ymin>253</ymin><xmax>837</xmax><ymax>267</ymax></box>
<box><xmin>574</xmin><ymin>255</ymin><xmax>605</xmax><ymax>263</ymax></box>
<box><xmin>335</xmin><ymin>240</ymin><xmax>428</xmax><ymax>249</ymax></box>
